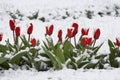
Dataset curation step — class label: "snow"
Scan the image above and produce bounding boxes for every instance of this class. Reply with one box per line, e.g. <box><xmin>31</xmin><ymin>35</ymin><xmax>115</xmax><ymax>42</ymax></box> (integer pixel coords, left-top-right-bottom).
<box><xmin>0</xmin><ymin>68</ymin><xmax>120</xmax><ymax>80</ymax></box>
<box><xmin>0</xmin><ymin>0</ymin><xmax>120</xmax><ymax>80</ymax></box>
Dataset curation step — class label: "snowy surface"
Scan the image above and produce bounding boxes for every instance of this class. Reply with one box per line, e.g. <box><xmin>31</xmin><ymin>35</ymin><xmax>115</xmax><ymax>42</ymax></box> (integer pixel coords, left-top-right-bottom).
<box><xmin>0</xmin><ymin>68</ymin><xmax>120</xmax><ymax>80</ymax></box>
<box><xmin>0</xmin><ymin>0</ymin><xmax>120</xmax><ymax>80</ymax></box>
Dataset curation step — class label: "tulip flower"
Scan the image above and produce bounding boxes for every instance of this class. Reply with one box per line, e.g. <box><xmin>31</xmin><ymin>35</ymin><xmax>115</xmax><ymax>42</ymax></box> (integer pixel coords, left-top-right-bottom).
<box><xmin>82</xmin><ymin>37</ymin><xmax>88</xmax><ymax>46</ymax></box>
<box><xmin>87</xmin><ymin>37</ymin><xmax>92</xmax><ymax>45</ymax></box>
<box><xmin>67</xmin><ymin>28</ymin><xmax>74</xmax><ymax>38</ymax></box>
<box><xmin>27</xmin><ymin>23</ymin><xmax>33</xmax><ymax>35</ymax></box>
<box><xmin>72</xmin><ymin>23</ymin><xmax>78</xmax><ymax>36</ymax></box>
<box><xmin>116</xmin><ymin>38</ymin><xmax>120</xmax><ymax>47</ymax></box>
<box><xmin>0</xmin><ymin>33</ymin><xmax>3</xmax><ymax>41</ymax></box>
<box><xmin>81</xmin><ymin>28</ymin><xmax>89</xmax><ymax>36</ymax></box>
<box><xmin>81</xmin><ymin>37</ymin><xmax>92</xmax><ymax>46</ymax></box>
<box><xmin>46</xmin><ymin>24</ymin><xmax>54</xmax><ymax>36</ymax></box>
<box><xmin>9</xmin><ymin>19</ymin><xmax>16</xmax><ymax>42</ymax></box>
<box><xmin>27</xmin><ymin>23</ymin><xmax>33</xmax><ymax>42</ymax></box>
<box><xmin>15</xmin><ymin>27</ymin><xmax>20</xmax><ymax>37</ymax></box>
<box><xmin>94</xmin><ymin>28</ymin><xmax>100</xmax><ymax>40</ymax></box>
<box><xmin>58</xmin><ymin>29</ymin><xmax>62</xmax><ymax>42</ymax></box>
<box><xmin>72</xmin><ymin>23</ymin><xmax>79</xmax><ymax>47</ymax></box>
<box><xmin>9</xmin><ymin>19</ymin><xmax>15</xmax><ymax>31</ymax></box>
<box><xmin>31</xmin><ymin>38</ymin><xmax>36</xmax><ymax>47</ymax></box>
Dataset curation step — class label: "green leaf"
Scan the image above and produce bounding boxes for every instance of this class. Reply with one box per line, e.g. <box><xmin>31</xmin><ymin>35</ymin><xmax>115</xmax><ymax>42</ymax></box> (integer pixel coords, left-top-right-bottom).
<box><xmin>15</xmin><ymin>36</ymin><xmax>19</xmax><ymax>45</ymax></box>
<box><xmin>40</xmin><ymin>53</ymin><xmax>49</xmax><ymax>58</ymax></box>
<box><xmin>36</xmin><ymin>40</ymin><xmax>40</xmax><ymax>46</ymax></box>
<box><xmin>95</xmin><ymin>54</ymin><xmax>107</xmax><ymax>59</ymax></box>
<box><xmin>5</xmin><ymin>40</ymin><xmax>14</xmax><ymax>52</ymax></box>
<box><xmin>77</xmin><ymin>61</ymin><xmax>89</xmax><ymax>68</ymax></box>
<box><xmin>43</xmin><ymin>41</ymin><xmax>49</xmax><ymax>49</ymax></box>
<box><xmin>0</xmin><ymin>57</ymin><xmax>8</xmax><ymax>64</ymax></box>
<box><xmin>46</xmin><ymin>38</ymin><xmax>54</xmax><ymax>50</ymax></box>
<box><xmin>54</xmin><ymin>43</ymin><xmax>65</xmax><ymax>64</ymax></box>
<box><xmin>29</xmin><ymin>48</ymin><xmax>40</xmax><ymax>57</ymax></box>
<box><xmin>42</xmin><ymin>46</ymin><xmax>62</xmax><ymax>69</ymax></box>
<box><xmin>76</xmin><ymin>56</ymin><xmax>84</xmax><ymax>66</ymax></box>
<box><xmin>42</xmin><ymin>60</ymin><xmax>53</xmax><ymax>67</ymax></box>
<box><xmin>20</xmin><ymin>36</ymin><xmax>30</xmax><ymax>47</ymax></box>
<box><xmin>108</xmin><ymin>39</ymin><xmax>115</xmax><ymax>48</ymax></box>
<box><xmin>10</xmin><ymin>51</ymin><xmax>28</xmax><ymax>65</ymax></box>
<box><xmin>0</xmin><ymin>44</ymin><xmax>8</xmax><ymax>54</ymax></box>
<box><xmin>84</xmin><ymin>63</ymin><xmax>96</xmax><ymax>69</ymax></box>
<box><xmin>108</xmin><ymin>39</ymin><xmax>116</xmax><ymax>54</ymax></box>
<box><xmin>70</xmin><ymin>61</ymin><xmax>77</xmax><ymax>70</ymax></box>
<box><xmin>90</xmin><ymin>43</ymin><xmax>103</xmax><ymax>57</ymax></box>
<box><xmin>0</xmin><ymin>62</ymin><xmax>9</xmax><ymax>69</ymax></box>
<box><xmin>0</xmin><ymin>57</ymin><xmax>9</xmax><ymax>69</ymax></box>
<box><xmin>33</xmin><ymin>61</ymin><xmax>41</xmax><ymax>71</ymax></box>
<box><xmin>63</xmin><ymin>41</ymin><xmax>74</xmax><ymax>60</ymax></box>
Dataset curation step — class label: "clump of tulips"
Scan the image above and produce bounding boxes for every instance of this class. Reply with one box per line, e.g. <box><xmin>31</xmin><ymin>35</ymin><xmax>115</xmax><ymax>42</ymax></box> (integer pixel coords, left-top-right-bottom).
<box><xmin>0</xmin><ymin>19</ymin><xmax>41</xmax><ymax>70</ymax></box>
<box><xmin>107</xmin><ymin>38</ymin><xmax>120</xmax><ymax>68</ymax></box>
<box><xmin>0</xmin><ymin>20</ymin><xmax>119</xmax><ymax>71</ymax></box>
<box><xmin>42</xmin><ymin>22</ymin><xmax>106</xmax><ymax>69</ymax></box>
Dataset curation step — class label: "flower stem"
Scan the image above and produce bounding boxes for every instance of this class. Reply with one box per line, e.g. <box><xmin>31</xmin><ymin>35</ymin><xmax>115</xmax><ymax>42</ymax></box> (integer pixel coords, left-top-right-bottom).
<box><xmin>28</xmin><ymin>34</ymin><xmax>30</xmax><ymax>42</ymax></box>
<box><xmin>74</xmin><ymin>36</ymin><xmax>76</xmax><ymax>47</ymax></box>
<box><xmin>69</xmin><ymin>38</ymin><xmax>71</xmax><ymax>43</ymax></box>
<box><xmin>93</xmin><ymin>40</ymin><xmax>96</xmax><ymax>48</ymax></box>
<box><xmin>13</xmin><ymin>31</ymin><xmax>15</xmax><ymax>43</ymax></box>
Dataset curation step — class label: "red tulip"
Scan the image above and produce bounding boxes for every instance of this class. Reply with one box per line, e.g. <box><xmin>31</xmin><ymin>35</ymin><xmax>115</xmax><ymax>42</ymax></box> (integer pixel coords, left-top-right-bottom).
<box><xmin>81</xmin><ymin>37</ymin><xmax>92</xmax><ymax>46</ymax></box>
<box><xmin>116</xmin><ymin>38</ymin><xmax>120</xmax><ymax>47</ymax></box>
<box><xmin>27</xmin><ymin>23</ymin><xmax>33</xmax><ymax>35</ymax></box>
<box><xmin>46</xmin><ymin>24</ymin><xmax>54</xmax><ymax>36</ymax></box>
<box><xmin>94</xmin><ymin>28</ymin><xmax>100</xmax><ymax>40</ymax></box>
<box><xmin>67</xmin><ymin>28</ymin><xmax>74</xmax><ymax>38</ymax></box>
<box><xmin>0</xmin><ymin>33</ymin><xmax>3</xmax><ymax>41</ymax></box>
<box><xmin>31</xmin><ymin>38</ymin><xmax>36</xmax><ymax>47</ymax></box>
<box><xmin>81</xmin><ymin>28</ymin><xmax>89</xmax><ymax>35</ymax></box>
<box><xmin>72</xmin><ymin>23</ymin><xmax>79</xmax><ymax>36</ymax></box>
<box><xmin>58</xmin><ymin>30</ymin><xmax>62</xmax><ymax>42</ymax></box>
<box><xmin>82</xmin><ymin>37</ymin><xmax>88</xmax><ymax>46</ymax></box>
<box><xmin>87</xmin><ymin>37</ymin><xmax>92</xmax><ymax>45</ymax></box>
<box><xmin>9</xmin><ymin>19</ymin><xmax>15</xmax><ymax>31</ymax></box>
<box><xmin>15</xmin><ymin>27</ymin><xmax>20</xmax><ymax>37</ymax></box>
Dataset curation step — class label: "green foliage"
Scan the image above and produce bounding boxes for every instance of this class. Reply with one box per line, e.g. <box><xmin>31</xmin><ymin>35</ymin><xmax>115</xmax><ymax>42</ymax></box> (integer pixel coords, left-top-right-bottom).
<box><xmin>108</xmin><ymin>39</ymin><xmax>120</xmax><ymax>68</ymax></box>
<box><xmin>40</xmin><ymin>35</ymin><xmax>105</xmax><ymax>70</ymax></box>
<box><xmin>0</xmin><ymin>35</ymin><xmax>42</xmax><ymax>71</ymax></box>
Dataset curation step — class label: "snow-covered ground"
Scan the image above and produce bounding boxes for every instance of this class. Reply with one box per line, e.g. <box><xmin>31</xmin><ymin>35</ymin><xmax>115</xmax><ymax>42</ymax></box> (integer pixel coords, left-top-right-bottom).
<box><xmin>0</xmin><ymin>68</ymin><xmax>120</xmax><ymax>80</ymax></box>
<box><xmin>0</xmin><ymin>0</ymin><xmax>120</xmax><ymax>80</ymax></box>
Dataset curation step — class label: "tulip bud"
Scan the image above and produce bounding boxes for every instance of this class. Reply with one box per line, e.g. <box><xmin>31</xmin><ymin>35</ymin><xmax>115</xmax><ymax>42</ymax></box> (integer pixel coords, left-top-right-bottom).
<box><xmin>82</xmin><ymin>37</ymin><xmax>92</xmax><ymax>46</ymax></box>
<box><xmin>58</xmin><ymin>29</ymin><xmax>62</xmax><ymax>42</ymax></box>
<box><xmin>116</xmin><ymin>38</ymin><xmax>120</xmax><ymax>47</ymax></box>
<box><xmin>67</xmin><ymin>28</ymin><xmax>74</xmax><ymax>38</ymax></box>
<box><xmin>15</xmin><ymin>27</ymin><xmax>20</xmax><ymax>37</ymax></box>
<box><xmin>0</xmin><ymin>33</ymin><xmax>3</xmax><ymax>41</ymax></box>
<box><xmin>72</xmin><ymin>23</ymin><xmax>78</xmax><ymax>36</ymax></box>
<box><xmin>94</xmin><ymin>28</ymin><xmax>100</xmax><ymax>40</ymax></box>
<box><xmin>87</xmin><ymin>37</ymin><xmax>92</xmax><ymax>45</ymax></box>
<box><xmin>9</xmin><ymin>19</ymin><xmax>15</xmax><ymax>31</ymax></box>
<box><xmin>81</xmin><ymin>28</ymin><xmax>89</xmax><ymax>35</ymax></box>
<box><xmin>31</xmin><ymin>38</ymin><xmax>36</xmax><ymax>47</ymax></box>
<box><xmin>82</xmin><ymin>37</ymin><xmax>88</xmax><ymax>46</ymax></box>
<box><xmin>46</xmin><ymin>24</ymin><xmax>54</xmax><ymax>36</ymax></box>
<box><xmin>27</xmin><ymin>23</ymin><xmax>33</xmax><ymax>35</ymax></box>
